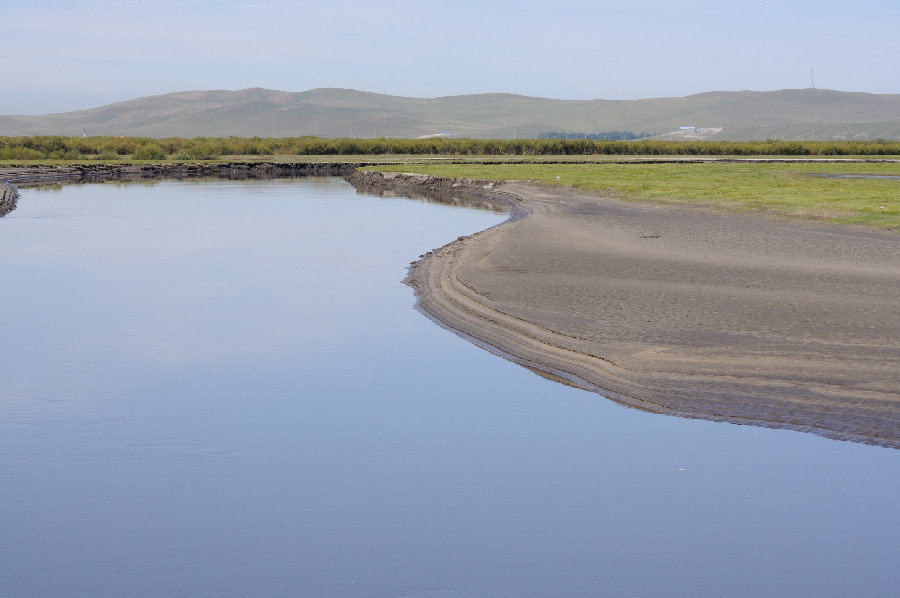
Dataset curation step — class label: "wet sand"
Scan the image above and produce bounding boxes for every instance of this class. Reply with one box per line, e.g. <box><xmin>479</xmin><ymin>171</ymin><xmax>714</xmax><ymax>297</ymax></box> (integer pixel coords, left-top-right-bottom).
<box><xmin>350</xmin><ymin>171</ymin><xmax>900</xmax><ymax>449</ymax></box>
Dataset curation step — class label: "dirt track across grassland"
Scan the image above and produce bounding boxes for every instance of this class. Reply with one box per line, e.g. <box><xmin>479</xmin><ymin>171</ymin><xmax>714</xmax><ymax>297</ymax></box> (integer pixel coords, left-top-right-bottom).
<box><xmin>349</xmin><ymin>170</ymin><xmax>900</xmax><ymax>449</ymax></box>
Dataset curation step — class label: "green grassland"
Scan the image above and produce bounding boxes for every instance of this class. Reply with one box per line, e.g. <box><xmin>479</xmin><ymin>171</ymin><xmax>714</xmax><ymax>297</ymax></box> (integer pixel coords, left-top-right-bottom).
<box><xmin>368</xmin><ymin>162</ymin><xmax>900</xmax><ymax>228</ymax></box>
<box><xmin>2</xmin><ymin>135</ymin><xmax>900</xmax><ymax>162</ymax></box>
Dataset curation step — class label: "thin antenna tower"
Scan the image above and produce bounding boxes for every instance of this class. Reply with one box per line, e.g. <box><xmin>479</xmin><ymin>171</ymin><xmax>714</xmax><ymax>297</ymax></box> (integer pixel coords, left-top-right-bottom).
<box><xmin>809</xmin><ymin>67</ymin><xmax>816</xmax><ymax>89</ymax></box>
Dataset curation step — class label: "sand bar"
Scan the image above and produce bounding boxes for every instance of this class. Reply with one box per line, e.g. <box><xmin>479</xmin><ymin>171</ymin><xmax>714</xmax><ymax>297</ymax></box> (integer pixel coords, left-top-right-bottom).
<box><xmin>349</xmin><ymin>171</ymin><xmax>900</xmax><ymax>449</ymax></box>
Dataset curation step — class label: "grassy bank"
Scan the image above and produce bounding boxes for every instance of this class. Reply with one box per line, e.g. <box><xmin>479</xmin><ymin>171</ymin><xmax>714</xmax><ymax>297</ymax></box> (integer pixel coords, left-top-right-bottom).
<box><xmin>368</xmin><ymin>162</ymin><xmax>900</xmax><ymax>228</ymax></box>
<box><xmin>3</xmin><ymin>135</ymin><xmax>900</xmax><ymax>162</ymax></box>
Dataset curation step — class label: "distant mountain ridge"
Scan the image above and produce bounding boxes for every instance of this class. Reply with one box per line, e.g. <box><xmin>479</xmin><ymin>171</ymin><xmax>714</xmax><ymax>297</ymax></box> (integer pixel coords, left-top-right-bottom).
<box><xmin>2</xmin><ymin>87</ymin><xmax>899</xmax><ymax>140</ymax></box>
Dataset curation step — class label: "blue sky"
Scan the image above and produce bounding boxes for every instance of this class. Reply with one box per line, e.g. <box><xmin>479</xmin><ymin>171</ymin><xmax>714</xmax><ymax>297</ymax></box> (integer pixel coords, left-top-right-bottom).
<box><xmin>2</xmin><ymin>0</ymin><xmax>899</xmax><ymax>114</ymax></box>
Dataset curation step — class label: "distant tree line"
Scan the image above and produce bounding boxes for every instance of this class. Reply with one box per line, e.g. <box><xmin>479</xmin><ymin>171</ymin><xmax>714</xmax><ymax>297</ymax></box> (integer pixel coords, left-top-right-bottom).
<box><xmin>1</xmin><ymin>135</ymin><xmax>899</xmax><ymax>160</ymax></box>
<box><xmin>539</xmin><ymin>131</ymin><xmax>654</xmax><ymax>141</ymax></box>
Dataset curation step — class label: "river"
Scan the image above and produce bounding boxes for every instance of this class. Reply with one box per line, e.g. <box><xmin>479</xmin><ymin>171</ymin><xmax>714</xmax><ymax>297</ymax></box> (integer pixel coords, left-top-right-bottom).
<box><xmin>1</xmin><ymin>177</ymin><xmax>897</xmax><ymax>597</ymax></box>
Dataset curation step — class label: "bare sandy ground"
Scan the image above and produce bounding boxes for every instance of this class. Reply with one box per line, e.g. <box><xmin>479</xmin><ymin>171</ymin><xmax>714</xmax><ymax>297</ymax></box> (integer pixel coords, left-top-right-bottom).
<box><xmin>350</xmin><ymin>171</ymin><xmax>900</xmax><ymax>449</ymax></box>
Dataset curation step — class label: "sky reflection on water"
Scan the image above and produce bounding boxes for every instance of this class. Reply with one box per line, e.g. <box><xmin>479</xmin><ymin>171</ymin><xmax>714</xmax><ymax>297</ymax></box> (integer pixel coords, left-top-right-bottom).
<box><xmin>1</xmin><ymin>178</ymin><xmax>898</xmax><ymax>598</ymax></box>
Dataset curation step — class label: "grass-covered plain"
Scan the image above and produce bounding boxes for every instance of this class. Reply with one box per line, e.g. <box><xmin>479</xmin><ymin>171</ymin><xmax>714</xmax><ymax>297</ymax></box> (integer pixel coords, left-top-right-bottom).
<box><xmin>369</xmin><ymin>162</ymin><xmax>900</xmax><ymax>228</ymax></box>
<box><xmin>2</xmin><ymin>135</ymin><xmax>900</xmax><ymax>162</ymax></box>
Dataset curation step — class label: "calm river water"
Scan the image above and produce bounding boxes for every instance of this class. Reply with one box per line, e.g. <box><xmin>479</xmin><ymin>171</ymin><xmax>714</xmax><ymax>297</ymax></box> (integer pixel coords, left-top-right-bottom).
<box><xmin>1</xmin><ymin>177</ymin><xmax>898</xmax><ymax>597</ymax></box>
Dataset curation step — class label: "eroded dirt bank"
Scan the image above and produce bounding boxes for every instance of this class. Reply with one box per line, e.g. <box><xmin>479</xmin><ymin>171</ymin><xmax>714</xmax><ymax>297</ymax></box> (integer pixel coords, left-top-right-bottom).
<box><xmin>0</xmin><ymin>181</ymin><xmax>17</xmax><ymax>216</ymax></box>
<box><xmin>1</xmin><ymin>162</ymin><xmax>366</xmax><ymax>216</ymax></box>
<box><xmin>0</xmin><ymin>162</ymin><xmax>357</xmax><ymax>189</ymax></box>
<box><xmin>0</xmin><ymin>162</ymin><xmax>368</xmax><ymax>216</ymax></box>
<box><xmin>348</xmin><ymin>170</ymin><xmax>900</xmax><ymax>449</ymax></box>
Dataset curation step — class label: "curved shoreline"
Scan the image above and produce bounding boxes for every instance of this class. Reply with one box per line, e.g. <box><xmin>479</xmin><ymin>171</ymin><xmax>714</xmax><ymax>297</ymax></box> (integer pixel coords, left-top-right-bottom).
<box><xmin>6</xmin><ymin>165</ymin><xmax>898</xmax><ymax>448</ymax></box>
<box><xmin>348</xmin><ymin>170</ymin><xmax>900</xmax><ymax>449</ymax></box>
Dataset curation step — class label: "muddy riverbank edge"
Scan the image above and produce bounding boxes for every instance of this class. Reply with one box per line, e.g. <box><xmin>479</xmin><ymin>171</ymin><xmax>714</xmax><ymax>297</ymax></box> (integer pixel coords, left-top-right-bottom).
<box><xmin>346</xmin><ymin>170</ymin><xmax>899</xmax><ymax>449</ymax></box>
<box><xmin>0</xmin><ymin>162</ymin><xmax>366</xmax><ymax>215</ymax></box>
<box><xmin>0</xmin><ymin>180</ymin><xmax>17</xmax><ymax>216</ymax></box>
<box><xmin>1</xmin><ymin>162</ymin><xmax>357</xmax><ymax>186</ymax></box>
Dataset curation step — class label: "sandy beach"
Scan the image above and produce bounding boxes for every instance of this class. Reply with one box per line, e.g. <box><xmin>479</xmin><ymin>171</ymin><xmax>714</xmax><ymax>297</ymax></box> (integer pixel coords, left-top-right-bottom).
<box><xmin>350</xmin><ymin>171</ymin><xmax>900</xmax><ymax>448</ymax></box>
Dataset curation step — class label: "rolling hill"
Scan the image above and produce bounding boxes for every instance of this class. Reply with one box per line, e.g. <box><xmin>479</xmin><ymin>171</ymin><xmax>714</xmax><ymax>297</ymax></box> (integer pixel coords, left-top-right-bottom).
<box><xmin>2</xmin><ymin>87</ymin><xmax>899</xmax><ymax>140</ymax></box>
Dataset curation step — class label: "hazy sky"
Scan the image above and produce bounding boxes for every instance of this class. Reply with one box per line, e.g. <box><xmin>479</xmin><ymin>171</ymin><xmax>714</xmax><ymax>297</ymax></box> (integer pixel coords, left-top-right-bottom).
<box><xmin>2</xmin><ymin>0</ymin><xmax>899</xmax><ymax>114</ymax></box>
